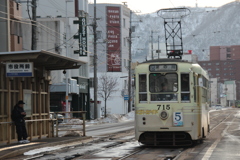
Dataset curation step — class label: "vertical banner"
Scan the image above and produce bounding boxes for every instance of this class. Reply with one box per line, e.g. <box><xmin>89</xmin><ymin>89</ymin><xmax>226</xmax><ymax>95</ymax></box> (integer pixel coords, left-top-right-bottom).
<box><xmin>79</xmin><ymin>17</ymin><xmax>87</xmax><ymax>56</ymax></box>
<box><xmin>106</xmin><ymin>6</ymin><xmax>121</xmax><ymax>72</ymax></box>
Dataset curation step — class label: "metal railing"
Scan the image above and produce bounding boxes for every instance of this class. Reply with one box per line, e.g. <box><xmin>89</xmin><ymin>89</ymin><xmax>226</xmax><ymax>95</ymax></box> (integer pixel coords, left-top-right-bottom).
<box><xmin>54</xmin><ymin>111</ymin><xmax>86</xmax><ymax>137</ymax></box>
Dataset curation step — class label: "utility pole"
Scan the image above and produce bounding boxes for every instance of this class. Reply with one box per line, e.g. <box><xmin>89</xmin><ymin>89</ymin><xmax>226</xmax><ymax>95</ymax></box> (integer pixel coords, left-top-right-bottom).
<box><xmin>151</xmin><ymin>30</ymin><xmax>153</xmax><ymax>60</ymax></box>
<box><xmin>65</xmin><ymin>0</ymin><xmax>69</xmax><ymax>121</ymax></box>
<box><xmin>128</xmin><ymin>10</ymin><xmax>132</xmax><ymax>112</ymax></box>
<box><xmin>93</xmin><ymin>0</ymin><xmax>98</xmax><ymax>118</ymax></box>
<box><xmin>31</xmin><ymin>0</ymin><xmax>37</xmax><ymax>50</ymax></box>
<box><xmin>158</xmin><ymin>35</ymin><xmax>160</xmax><ymax>59</ymax></box>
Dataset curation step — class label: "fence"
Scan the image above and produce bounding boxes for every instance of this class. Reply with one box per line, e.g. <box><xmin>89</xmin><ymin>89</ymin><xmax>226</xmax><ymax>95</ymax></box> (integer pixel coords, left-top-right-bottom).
<box><xmin>0</xmin><ymin>111</ymin><xmax>87</xmax><ymax>144</ymax></box>
<box><xmin>0</xmin><ymin>119</ymin><xmax>54</xmax><ymax>144</ymax></box>
<box><xmin>54</xmin><ymin>111</ymin><xmax>86</xmax><ymax>137</ymax></box>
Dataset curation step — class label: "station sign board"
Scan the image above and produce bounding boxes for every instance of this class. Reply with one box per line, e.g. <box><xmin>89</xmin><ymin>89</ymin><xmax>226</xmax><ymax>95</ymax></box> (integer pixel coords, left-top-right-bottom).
<box><xmin>6</xmin><ymin>62</ymin><xmax>34</xmax><ymax>77</ymax></box>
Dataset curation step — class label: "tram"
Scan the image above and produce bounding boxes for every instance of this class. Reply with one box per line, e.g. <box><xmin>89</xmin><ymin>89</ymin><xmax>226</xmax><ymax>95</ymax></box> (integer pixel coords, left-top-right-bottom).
<box><xmin>134</xmin><ymin>59</ymin><xmax>210</xmax><ymax>146</ymax></box>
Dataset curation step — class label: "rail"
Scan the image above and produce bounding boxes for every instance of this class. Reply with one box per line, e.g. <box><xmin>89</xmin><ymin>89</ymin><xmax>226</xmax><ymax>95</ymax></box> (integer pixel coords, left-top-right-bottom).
<box><xmin>54</xmin><ymin>111</ymin><xmax>86</xmax><ymax>137</ymax></box>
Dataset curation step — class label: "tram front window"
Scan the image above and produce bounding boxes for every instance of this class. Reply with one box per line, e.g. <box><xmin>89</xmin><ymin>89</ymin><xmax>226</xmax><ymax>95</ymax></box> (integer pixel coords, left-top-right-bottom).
<box><xmin>149</xmin><ymin>73</ymin><xmax>178</xmax><ymax>101</ymax></box>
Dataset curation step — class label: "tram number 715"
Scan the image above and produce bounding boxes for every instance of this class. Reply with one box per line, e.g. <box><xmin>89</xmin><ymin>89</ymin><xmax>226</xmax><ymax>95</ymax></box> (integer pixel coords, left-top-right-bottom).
<box><xmin>157</xmin><ymin>105</ymin><xmax>170</xmax><ymax>110</ymax></box>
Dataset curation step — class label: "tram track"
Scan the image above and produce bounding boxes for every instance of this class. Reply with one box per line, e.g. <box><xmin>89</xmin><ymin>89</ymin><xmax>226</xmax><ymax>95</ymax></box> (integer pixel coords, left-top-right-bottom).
<box><xmin>210</xmin><ymin>110</ymin><xmax>234</xmax><ymax>132</ymax></box>
<box><xmin>116</xmin><ymin>148</ymin><xmax>144</xmax><ymax>160</ymax></box>
<box><xmin>174</xmin><ymin>109</ymin><xmax>237</xmax><ymax>160</ymax></box>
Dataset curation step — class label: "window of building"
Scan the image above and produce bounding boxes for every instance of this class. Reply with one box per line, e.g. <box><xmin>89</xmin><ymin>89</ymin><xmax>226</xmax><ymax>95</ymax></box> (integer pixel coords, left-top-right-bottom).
<box><xmin>208</xmin><ymin>63</ymin><xmax>211</xmax><ymax>65</ymax></box>
<box><xmin>224</xmin><ymin>68</ymin><xmax>227</xmax><ymax>70</ymax></box>
<box><xmin>89</xmin><ymin>77</ymin><xmax>94</xmax><ymax>88</ymax></box>
<box><xmin>124</xmin><ymin>38</ymin><xmax>126</xmax><ymax>46</ymax></box>
<box><xmin>203</xmin><ymin>63</ymin><xmax>206</xmax><ymax>66</ymax></box>
<box><xmin>216</xmin><ymin>68</ymin><xmax>219</xmax><ymax>71</ymax></box>
<box><xmin>216</xmin><ymin>63</ymin><xmax>219</xmax><ymax>65</ymax></box>
<box><xmin>124</xmin><ymin>80</ymin><xmax>127</xmax><ymax>89</ymax></box>
<box><xmin>17</xmin><ymin>36</ymin><xmax>20</xmax><ymax>44</ymax></box>
<box><xmin>227</xmin><ymin>54</ymin><xmax>231</xmax><ymax>58</ymax></box>
<box><xmin>216</xmin><ymin>73</ymin><xmax>220</xmax><ymax>76</ymax></box>
<box><xmin>227</xmin><ymin>47</ymin><xmax>231</xmax><ymax>52</ymax></box>
<box><xmin>123</xmin><ymin>18</ymin><xmax>126</xmax><ymax>28</ymax></box>
<box><xmin>10</xmin><ymin>21</ymin><xmax>22</xmax><ymax>37</ymax></box>
<box><xmin>208</xmin><ymin>68</ymin><xmax>211</xmax><ymax>71</ymax></box>
<box><xmin>79</xmin><ymin>64</ymin><xmax>87</xmax><ymax>77</ymax></box>
<box><xmin>17</xmin><ymin>3</ymin><xmax>19</xmax><ymax>10</ymax></box>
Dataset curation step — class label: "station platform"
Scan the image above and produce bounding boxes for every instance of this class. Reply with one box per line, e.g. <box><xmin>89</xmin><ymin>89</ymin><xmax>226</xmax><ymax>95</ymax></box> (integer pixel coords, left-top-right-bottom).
<box><xmin>0</xmin><ymin>136</ymin><xmax>91</xmax><ymax>159</ymax></box>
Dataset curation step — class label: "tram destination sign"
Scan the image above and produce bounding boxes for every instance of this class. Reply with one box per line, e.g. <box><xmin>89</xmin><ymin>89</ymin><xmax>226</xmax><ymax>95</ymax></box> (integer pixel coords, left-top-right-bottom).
<box><xmin>149</xmin><ymin>64</ymin><xmax>177</xmax><ymax>72</ymax></box>
<box><xmin>6</xmin><ymin>62</ymin><xmax>34</xmax><ymax>77</ymax></box>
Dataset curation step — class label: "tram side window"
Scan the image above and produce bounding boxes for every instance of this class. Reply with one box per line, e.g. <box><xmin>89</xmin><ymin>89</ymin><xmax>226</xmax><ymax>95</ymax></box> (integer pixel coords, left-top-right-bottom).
<box><xmin>181</xmin><ymin>74</ymin><xmax>190</xmax><ymax>101</ymax></box>
<box><xmin>201</xmin><ymin>76</ymin><xmax>208</xmax><ymax>103</ymax></box>
<box><xmin>193</xmin><ymin>74</ymin><xmax>196</xmax><ymax>102</ymax></box>
<box><xmin>139</xmin><ymin>74</ymin><xmax>147</xmax><ymax>102</ymax></box>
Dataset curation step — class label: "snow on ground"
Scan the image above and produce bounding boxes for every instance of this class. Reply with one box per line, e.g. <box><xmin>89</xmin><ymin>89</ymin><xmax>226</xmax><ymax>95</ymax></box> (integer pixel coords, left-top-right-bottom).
<box><xmin>24</xmin><ymin>146</ymin><xmax>64</xmax><ymax>155</ymax></box>
<box><xmin>234</xmin><ymin>111</ymin><xmax>240</xmax><ymax>119</ymax></box>
<box><xmin>58</xmin><ymin>111</ymin><xmax>135</xmax><ymax>127</ymax></box>
<box><xmin>23</xmin><ymin>111</ymin><xmax>135</xmax><ymax>156</ymax></box>
<box><xmin>87</xmin><ymin>111</ymin><xmax>135</xmax><ymax>125</ymax></box>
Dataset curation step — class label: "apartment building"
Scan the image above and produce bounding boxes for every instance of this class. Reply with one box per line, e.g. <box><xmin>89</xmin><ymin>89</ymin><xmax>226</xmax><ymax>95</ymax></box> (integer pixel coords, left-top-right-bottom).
<box><xmin>198</xmin><ymin>45</ymin><xmax>240</xmax><ymax>105</ymax></box>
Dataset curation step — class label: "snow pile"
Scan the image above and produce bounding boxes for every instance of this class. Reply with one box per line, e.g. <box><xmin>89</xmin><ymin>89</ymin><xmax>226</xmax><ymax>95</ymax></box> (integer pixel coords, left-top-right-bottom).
<box><xmin>88</xmin><ymin>111</ymin><xmax>135</xmax><ymax>125</ymax></box>
<box><xmin>124</xmin><ymin>111</ymin><xmax>135</xmax><ymax>121</ymax></box>
<box><xmin>96</xmin><ymin>114</ymin><xmax>122</xmax><ymax>123</ymax></box>
<box><xmin>66</xmin><ymin>119</ymin><xmax>83</xmax><ymax>125</ymax></box>
<box><xmin>234</xmin><ymin>111</ymin><xmax>240</xmax><ymax>119</ymax></box>
<box><xmin>58</xmin><ymin>119</ymin><xmax>83</xmax><ymax>127</ymax></box>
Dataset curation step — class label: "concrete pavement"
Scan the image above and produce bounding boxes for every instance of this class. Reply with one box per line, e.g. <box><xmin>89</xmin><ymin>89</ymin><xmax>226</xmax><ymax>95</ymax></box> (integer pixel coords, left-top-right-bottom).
<box><xmin>0</xmin><ymin>136</ymin><xmax>92</xmax><ymax>159</ymax></box>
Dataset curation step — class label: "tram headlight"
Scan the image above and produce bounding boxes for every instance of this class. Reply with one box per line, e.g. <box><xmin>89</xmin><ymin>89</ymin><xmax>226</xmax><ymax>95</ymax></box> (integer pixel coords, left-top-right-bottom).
<box><xmin>159</xmin><ymin>110</ymin><xmax>168</xmax><ymax>120</ymax></box>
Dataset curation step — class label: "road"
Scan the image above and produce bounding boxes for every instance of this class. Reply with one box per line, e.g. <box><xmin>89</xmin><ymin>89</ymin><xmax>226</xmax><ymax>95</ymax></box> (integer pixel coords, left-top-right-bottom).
<box><xmin>85</xmin><ymin>121</ymin><xmax>134</xmax><ymax>136</ymax></box>
<box><xmin>177</xmin><ymin>108</ymin><xmax>240</xmax><ymax>160</ymax></box>
<box><xmin>7</xmin><ymin>108</ymin><xmax>240</xmax><ymax>160</ymax></box>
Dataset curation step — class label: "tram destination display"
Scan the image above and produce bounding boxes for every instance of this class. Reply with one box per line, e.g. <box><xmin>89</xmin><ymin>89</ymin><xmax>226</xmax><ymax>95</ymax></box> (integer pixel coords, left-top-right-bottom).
<box><xmin>149</xmin><ymin>64</ymin><xmax>177</xmax><ymax>72</ymax></box>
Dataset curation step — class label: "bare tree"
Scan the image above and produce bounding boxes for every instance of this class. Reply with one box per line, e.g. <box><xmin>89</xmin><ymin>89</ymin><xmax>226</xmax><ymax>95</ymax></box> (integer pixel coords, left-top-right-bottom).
<box><xmin>98</xmin><ymin>74</ymin><xmax>119</xmax><ymax>117</ymax></box>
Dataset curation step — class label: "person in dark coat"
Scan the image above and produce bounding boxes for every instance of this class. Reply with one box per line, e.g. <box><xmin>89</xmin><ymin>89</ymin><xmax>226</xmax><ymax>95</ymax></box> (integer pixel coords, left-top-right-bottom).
<box><xmin>11</xmin><ymin>100</ymin><xmax>30</xmax><ymax>144</ymax></box>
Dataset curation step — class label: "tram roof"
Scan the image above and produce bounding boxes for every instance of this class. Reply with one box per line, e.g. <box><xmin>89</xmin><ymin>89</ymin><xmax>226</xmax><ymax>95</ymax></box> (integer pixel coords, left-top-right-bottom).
<box><xmin>141</xmin><ymin>58</ymin><xmax>191</xmax><ymax>63</ymax></box>
<box><xmin>0</xmin><ymin>50</ymin><xmax>86</xmax><ymax>70</ymax></box>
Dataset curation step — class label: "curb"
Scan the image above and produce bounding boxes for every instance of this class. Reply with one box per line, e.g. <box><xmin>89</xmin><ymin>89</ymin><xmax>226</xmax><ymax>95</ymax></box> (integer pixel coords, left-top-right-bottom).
<box><xmin>0</xmin><ymin>136</ymin><xmax>92</xmax><ymax>160</ymax></box>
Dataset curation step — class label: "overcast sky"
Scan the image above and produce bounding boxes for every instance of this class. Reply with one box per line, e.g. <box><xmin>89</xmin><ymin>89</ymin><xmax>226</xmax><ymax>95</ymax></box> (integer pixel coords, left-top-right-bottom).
<box><xmin>89</xmin><ymin>0</ymin><xmax>235</xmax><ymax>13</ymax></box>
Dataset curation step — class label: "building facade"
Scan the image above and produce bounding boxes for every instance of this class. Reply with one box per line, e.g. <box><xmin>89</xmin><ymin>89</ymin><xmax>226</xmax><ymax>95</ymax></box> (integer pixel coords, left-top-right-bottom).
<box><xmin>0</xmin><ymin>0</ymin><xmax>23</xmax><ymax>52</ymax></box>
<box><xmin>21</xmin><ymin>0</ymin><xmax>90</xmax><ymax>117</ymax></box>
<box><xmin>88</xmin><ymin>3</ymin><xmax>131</xmax><ymax>114</ymax></box>
<box><xmin>198</xmin><ymin>45</ymin><xmax>240</xmax><ymax>106</ymax></box>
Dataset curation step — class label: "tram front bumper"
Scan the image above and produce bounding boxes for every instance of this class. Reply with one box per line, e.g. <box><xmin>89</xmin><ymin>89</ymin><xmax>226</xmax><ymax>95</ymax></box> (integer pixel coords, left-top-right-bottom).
<box><xmin>138</xmin><ymin>126</ymin><xmax>192</xmax><ymax>132</ymax></box>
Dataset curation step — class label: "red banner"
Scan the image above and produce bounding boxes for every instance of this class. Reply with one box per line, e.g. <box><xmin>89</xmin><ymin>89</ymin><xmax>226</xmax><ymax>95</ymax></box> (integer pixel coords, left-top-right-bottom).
<box><xmin>106</xmin><ymin>6</ymin><xmax>121</xmax><ymax>72</ymax></box>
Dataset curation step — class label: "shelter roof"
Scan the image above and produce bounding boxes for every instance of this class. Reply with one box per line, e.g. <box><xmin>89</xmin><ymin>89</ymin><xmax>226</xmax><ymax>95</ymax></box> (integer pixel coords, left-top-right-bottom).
<box><xmin>0</xmin><ymin>50</ymin><xmax>86</xmax><ymax>70</ymax></box>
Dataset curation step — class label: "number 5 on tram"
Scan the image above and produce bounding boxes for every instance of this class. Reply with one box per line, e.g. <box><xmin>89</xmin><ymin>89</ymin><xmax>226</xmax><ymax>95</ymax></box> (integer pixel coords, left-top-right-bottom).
<box><xmin>134</xmin><ymin>59</ymin><xmax>210</xmax><ymax>146</ymax></box>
